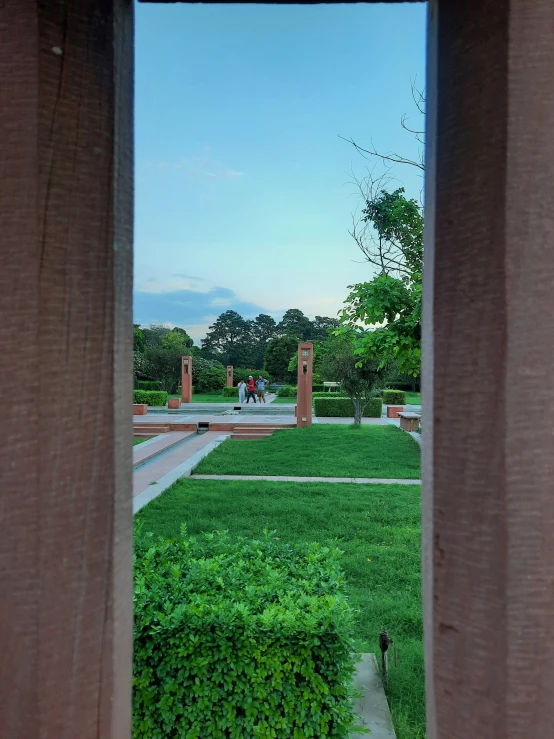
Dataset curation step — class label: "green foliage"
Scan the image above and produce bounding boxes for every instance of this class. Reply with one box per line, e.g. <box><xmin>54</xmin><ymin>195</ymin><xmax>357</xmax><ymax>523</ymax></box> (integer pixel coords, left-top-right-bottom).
<box><xmin>201</xmin><ymin>310</ymin><xmax>255</xmax><ymax>366</ymax></box>
<box><xmin>341</xmin><ymin>188</ymin><xmax>423</xmax><ymax>377</ymax></box>
<box><xmin>382</xmin><ymin>389</ymin><xmax>407</xmax><ymax>405</ymax></box>
<box><xmin>314</xmin><ymin>397</ymin><xmax>383</xmax><ymax>418</ymax></box>
<box><xmin>134</xmin><ymin>325</ymin><xmax>146</xmax><ymax>353</ymax></box>
<box><xmin>223</xmin><ymin>386</ymin><xmax>238</xmax><ymax>397</ymax></box>
<box><xmin>133</xmin><ymin>390</ymin><xmax>169</xmax><ymax>407</ymax></box>
<box><xmin>138</xmin><ymin>380</ymin><xmax>162</xmax><ymax>391</ymax></box>
<box><xmin>277</xmin><ymin>385</ymin><xmax>297</xmax><ymax>398</ymax></box>
<box><xmin>264</xmin><ymin>336</ymin><xmax>298</xmax><ymax>382</ymax></box>
<box><xmin>311</xmin><ymin>391</ymin><xmax>348</xmax><ymax>399</ymax></box>
<box><xmin>133</xmin><ymin>529</ymin><xmax>360</xmax><ymax>739</ymax></box>
<box><xmin>234</xmin><ymin>367</ymin><xmax>267</xmax><ymax>382</ymax></box>
<box><xmin>192</xmin><ymin>358</ymin><xmax>227</xmax><ymax>393</ymax></box>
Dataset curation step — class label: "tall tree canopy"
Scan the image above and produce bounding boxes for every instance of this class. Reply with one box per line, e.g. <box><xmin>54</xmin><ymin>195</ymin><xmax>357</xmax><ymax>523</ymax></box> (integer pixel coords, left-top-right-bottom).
<box><xmin>201</xmin><ymin>310</ymin><xmax>253</xmax><ymax>366</ymax></box>
<box><xmin>340</xmin><ymin>187</ymin><xmax>422</xmax><ymax>377</ymax></box>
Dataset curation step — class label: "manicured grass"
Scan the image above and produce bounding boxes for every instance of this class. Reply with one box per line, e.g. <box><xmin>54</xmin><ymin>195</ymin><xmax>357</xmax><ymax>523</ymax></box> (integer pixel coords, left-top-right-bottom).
<box><xmin>133</xmin><ymin>437</ymin><xmax>149</xmax><ymax>446</ymax></box>
<box><xmin>169</xmin><ymin>393</ymin><xmax>237</xmax><ymax>403</ymax></box>
<box><xmin>136</xmin><ymin>478</ymin><xmax>425</xmax><ymax>739</ymax></box>
<box><xmin>194</xmin><ymin>424</ymin><xmax>421</xmax><ymax>479</ymax></box>
<box><xmin>405</xmin><ymin>392</ymin><xmax>421</xmax><ymax>405</ymax></box>
<box><xmin>269</xmin><ymin>396</ymin><xmax>297</xmax><ymax>404</ymax></box>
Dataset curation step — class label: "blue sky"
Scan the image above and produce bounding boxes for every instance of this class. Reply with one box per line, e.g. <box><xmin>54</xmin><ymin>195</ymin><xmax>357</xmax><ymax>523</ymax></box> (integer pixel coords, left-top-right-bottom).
<box><xmin>134</xmin><ymin>2</ymin><xmax>427</xmax><ymax>341</ymax></box>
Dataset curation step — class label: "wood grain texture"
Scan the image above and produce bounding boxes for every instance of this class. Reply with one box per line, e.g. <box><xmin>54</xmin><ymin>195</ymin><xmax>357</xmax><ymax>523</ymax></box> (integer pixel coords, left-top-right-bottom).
<box><xmin>424</xmin><ymin>1</ymin><xmax>554</xmax><ymax>736</ymax></box>
<box><xmin>0</xmin><ymin>1</ymin><xmax>133</xmax><ymax>737</ymax></box>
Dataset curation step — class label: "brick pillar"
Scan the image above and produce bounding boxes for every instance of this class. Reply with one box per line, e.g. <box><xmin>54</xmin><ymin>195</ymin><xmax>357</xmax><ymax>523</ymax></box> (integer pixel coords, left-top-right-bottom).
<box><xmin>226</xmin><ymin>365</ymin><xmax>233</xmax><ymax>387</ymax></box>
<box><xmin>181</xmin><ymin>356</ymin><xmax>193</xmax><ymax>403</ymax></box>
<box><xmin>423</xmin><ymin>1</ymin><xmax>554</xmax><ymax>737</ymax></box>
<box><xmin>296</xmin><ymin>343</ymin><xmax>313</xmax><ymax>428</ymax></box>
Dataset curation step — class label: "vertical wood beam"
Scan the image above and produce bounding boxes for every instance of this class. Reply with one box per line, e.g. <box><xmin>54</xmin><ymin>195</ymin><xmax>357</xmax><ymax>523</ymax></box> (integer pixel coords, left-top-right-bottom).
<box><xmin>0</xmin><ymin>1</ymin><xmax>133</xmax><ymax>736</ymax></box>
<box><xmin>424</xmin><ymin>0</ymin><xmax>554</xmax><ymax>736</ymax></box>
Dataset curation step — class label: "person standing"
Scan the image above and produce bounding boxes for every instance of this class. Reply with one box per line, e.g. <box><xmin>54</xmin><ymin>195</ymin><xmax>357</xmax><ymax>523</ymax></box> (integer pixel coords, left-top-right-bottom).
<box><xmin>246</xmin><ymin>375</ymin><xmax>257</xmax><ymax>403</ymax></box>
<box><xmin>256</xmin><ymin>374</ymin><xmax>269</xmax><ymax>404</ymax></box>
<box><xmin>237</xmin><ymin>379</ymin><xmax>246</xmax><ymax>404</ymax></box>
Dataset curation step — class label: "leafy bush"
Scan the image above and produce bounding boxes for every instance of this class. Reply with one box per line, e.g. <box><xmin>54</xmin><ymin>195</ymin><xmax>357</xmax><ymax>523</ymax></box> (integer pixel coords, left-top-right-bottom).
<box><xmin>223</xmin><ymin>386</ymin><xmax>238</xmax><ymax>397</ymax></box>
<box><xmin>277</xmin><ymin>385</ymin><xmax>297</xmax><ymax>398</ymax></box>
<box><xmin>194</xmin><ymin>363</ymin><xmax>227</xmax><ymax>393</ymax></box>
<box><xmin>133</xmin><ymin>529</ymin><xmax>360</xmax><ymax>739</ymax></box>
<box><xmin>133</xmin><ymin>390</ymin><xmax>169</xmax><ymax>407</ymax></box>
<box><xmin>312</xmin><ymin>384</ymin><xmax>342</xmax><ymax>393</ymax></box>
<box><xmin>137</xmin><ymin>380</ymin><xmax>162</xmax><ymax>391</ymax></box>
<box><xmin>382</xmin><ymin>389</ymin><xmax>406</xmax><ymax>405</ymax></box>
<box><xmin>313</xmin><ymin>397</ymin><xmax>383</xmax><ymax>418</ymax></box>
<box><xmin>312</xmin><ymin>391</ymin><xmax>349</xmax><ymax>399</ymax></box>
<box><xmin>234</xmin><ymin>367</ymin><xmax>267</xmax><ymax>382</ymax></box>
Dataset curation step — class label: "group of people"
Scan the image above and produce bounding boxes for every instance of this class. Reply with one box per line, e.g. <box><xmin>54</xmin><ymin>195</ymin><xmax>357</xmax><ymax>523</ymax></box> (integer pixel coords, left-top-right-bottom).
<box><xmin>237</xmin><ymin>375</ymin><xmax>269</xmax><ymax>404</ymax></box>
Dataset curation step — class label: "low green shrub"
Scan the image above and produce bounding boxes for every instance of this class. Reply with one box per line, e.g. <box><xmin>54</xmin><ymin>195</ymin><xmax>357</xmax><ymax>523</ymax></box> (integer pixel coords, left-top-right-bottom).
<box><xmin>133</xmin><ymin>390</ymin><xmax>168</xmax><ymax>407</ymax></box>
<box><xmin>137</xmin><ymin>380</ymin><xmax>162</xmax><ymax>391</ymax></box>
<box><xmin>312</xmin><ymin>384</ymin><xmax>342</xmax><ymax>393</ymax></box>
<box><xmin>277</xmin><ymin>385</ymin><xmax>297</xmax><ymax>398</ymax></box>
<box><xmin>222</xmin><ymin>386</ymin><xmax>238</xmax><ymax>397</ymax></box>
<box><xmin>382</xmin><ymin>389</ymin><xmax>407</xmax><ymax>405</ymax></box>
<box><xmin>312</xmin><ymin>391</ymin><xmax>348</xmax><ymax>399</ymax></box>
<box><xmin>313</xmin><ymin>397</ymin><xmax>383</xmax><ymax>418</ymax></box>
<box><xmin>133</xmin><ymin>529</ymin><xmax>360</xmax><ymax>739</ymax></box>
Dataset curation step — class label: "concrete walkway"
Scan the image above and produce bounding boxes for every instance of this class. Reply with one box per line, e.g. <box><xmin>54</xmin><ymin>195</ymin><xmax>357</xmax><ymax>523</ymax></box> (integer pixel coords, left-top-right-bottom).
<box><xmin>353</xmin><ymin>654</ymin><xmax>397</xmax><ymax>738</ymax></box>
<box><xmin>191</xmin><ymin>474</ymin><xmax>421</xmax><ymax>485</ymax></box>
<box><xmin>133</xmin><ymin>431</ymin><xmax>194</xmax><ymax>467</ymax></box>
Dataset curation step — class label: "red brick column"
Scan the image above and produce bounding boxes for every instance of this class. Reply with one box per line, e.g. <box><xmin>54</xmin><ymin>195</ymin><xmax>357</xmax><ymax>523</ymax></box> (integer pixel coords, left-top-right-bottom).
<box><xmin>226</xmin><ymin>365</ymin><xmax>233</xmax><ymax>387</ymax></box>
<box><xmin>296</xmin><ymin>343</ymin><xmax>313</xmax><ymax>428</ymax></box>
<box><xmin>181</xmin><ymin>356</ymin><xmax>193</xmax><ymax>403</ymax></box>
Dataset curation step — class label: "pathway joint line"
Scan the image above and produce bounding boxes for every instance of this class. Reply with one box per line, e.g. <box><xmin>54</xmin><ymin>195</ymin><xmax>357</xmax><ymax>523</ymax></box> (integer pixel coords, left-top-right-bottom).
<box><xmin>190</xmin><ymin>474</ymin><xmax>421</xmax><ymax>485</ymax></box>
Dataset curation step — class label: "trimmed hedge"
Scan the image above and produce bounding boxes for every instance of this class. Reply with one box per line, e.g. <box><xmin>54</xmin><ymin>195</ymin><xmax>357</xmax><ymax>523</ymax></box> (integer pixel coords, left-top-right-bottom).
<box><xmin>133</xmin><ymin>390</ymin><xmax>168</xmax><ymax>407</ymax></box>
<box><xmin>312</xmin><ymin>391</ymin><xmax>348</xmax><ymax>400</ymax></box>
<box><xmin>133</xmin><ymin>530</ymin><xmax>360</xmax><ymax>739</ymax></box>
<box><xmin>223</xmin><ymin>386</ymin><xmax>238</xmax><ymax>397</ymax></box>
<box><xmin>313</xmin><ymin>397</ymin><xmax>383</xmax><ymax>418</ymax></box>
<box><xmin>277</xmin><ymin>385</ymin><xmax>297</xmax><ymax>398</ymax></box>
<box><xmin>137</xmin><ymin>380</ymin><xmax>162</xmax><ymax>391</ymax></box>
<box><xmin>382</xmin><ymin>389</ymin><xmax>407</xmax><ymax>405</ymax></box>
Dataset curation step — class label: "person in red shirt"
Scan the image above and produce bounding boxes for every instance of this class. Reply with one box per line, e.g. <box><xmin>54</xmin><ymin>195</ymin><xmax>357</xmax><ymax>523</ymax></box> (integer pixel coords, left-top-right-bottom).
<box><xmin>246</xmin><ymin>376</ymin><xmax>257</xmax><ymax>403</ymax></box>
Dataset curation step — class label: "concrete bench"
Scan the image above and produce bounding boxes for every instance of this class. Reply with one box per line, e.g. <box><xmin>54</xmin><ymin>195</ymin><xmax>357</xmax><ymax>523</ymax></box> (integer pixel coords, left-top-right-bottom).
<box><xmin>398</xmin><ymin>412</ymin><xmax>421</xmax><ymax>432</ymax></box>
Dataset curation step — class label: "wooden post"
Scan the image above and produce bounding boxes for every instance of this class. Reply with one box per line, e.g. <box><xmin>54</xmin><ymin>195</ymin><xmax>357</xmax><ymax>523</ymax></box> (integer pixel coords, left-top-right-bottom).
<box><xmin>227</xmin><ymin>365</ymin><xmax>234</xmax><ymax>387</ymax></box>
<box><xmin>423</xmin><ymin>1</ymin><xmax>554</xmax><ymax>737</ymax></box>
<box><xmin>296</xmin><ymin>343</ymin><xmax>313</xmax><ymax>428</ymax></box>
<box><xmin>0</xmin><ymin>1</ymin><xmax>134</xmax><ymax>737</ymax></box>
<box><xmin>181</xmin><ymin>355</ymin><xmax>193</xmax><ymax>403</ymax></box>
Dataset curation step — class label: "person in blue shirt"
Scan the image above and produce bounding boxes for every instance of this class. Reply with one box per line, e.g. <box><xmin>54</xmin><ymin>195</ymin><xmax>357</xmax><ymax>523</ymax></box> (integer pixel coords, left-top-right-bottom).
<box><xmin>256</xmin><ymin>375</ymin><xmax>269</xmax><ymax>404</ymax></box>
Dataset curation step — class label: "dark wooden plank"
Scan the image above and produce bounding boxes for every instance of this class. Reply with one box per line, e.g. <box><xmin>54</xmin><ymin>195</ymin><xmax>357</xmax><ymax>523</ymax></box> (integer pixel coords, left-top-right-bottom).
<box><xmin>0</xmin><ymin>1</ymin><xmax>133</xmax><ymax>736</ymax></box>
<box><xmin>423</xmin><ymin>0</ymin><xmax>554</xmax><ymax>736</ymax></box>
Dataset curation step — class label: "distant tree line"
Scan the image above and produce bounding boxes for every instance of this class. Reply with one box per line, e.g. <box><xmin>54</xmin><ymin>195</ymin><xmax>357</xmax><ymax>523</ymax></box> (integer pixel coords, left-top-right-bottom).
<box><xmin>133</xmin><ymin>308</ymin><xmax>340</xmax><ymax>390</ymax></box>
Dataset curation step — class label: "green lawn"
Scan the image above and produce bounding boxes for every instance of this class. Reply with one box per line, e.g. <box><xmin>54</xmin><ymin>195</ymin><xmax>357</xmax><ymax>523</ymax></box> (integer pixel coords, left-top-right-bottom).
<box><xmin>169</xmin><ymin>393</ymin><xmax>237</xmax><ymax>403</ymax></box>
<box><xmin>133</xmin><ymin>437</ymin><xmax>149</xmax><ymax>446</ymax></box>
<box><xmin>194</xmin><ymin>424</ymin><xmax>421</xmax><ymax>479</ymax></box>
<box><xmin>269</xmin><ymin>396</ymin><xmax>297</xmax><ymax>404</ymax></box>
<box><xmin>405</xmin><ymin>392</ymin><xmax>421</xmax><ymax>405</ymax></box>
<box><xmin>136</xmin><ymin>478</ymin><xmax>425</xmax><ymax>739</ymax></box>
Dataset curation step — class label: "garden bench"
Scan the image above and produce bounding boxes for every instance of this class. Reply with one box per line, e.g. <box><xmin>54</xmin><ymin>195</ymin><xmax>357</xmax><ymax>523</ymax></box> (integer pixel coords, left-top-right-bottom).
<box><xmin>398</xmin><ymin>412</ymin><xmax>421</xmax><ymax>432</ymax></box>
<box><xmin>322</xmin><ymin>381</ymin><xmax>340</xmax><ymax>392</ymax></box>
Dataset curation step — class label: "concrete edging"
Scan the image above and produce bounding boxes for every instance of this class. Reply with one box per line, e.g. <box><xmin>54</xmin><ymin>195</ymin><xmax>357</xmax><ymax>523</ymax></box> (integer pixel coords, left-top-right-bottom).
<box><xmin>133</xmin><ymin>434</ymin><xmax>230</xmax><ymax>514</ymax></box>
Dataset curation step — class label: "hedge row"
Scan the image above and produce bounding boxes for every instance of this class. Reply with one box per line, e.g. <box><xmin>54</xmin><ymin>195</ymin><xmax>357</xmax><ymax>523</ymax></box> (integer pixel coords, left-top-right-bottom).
<box><xmin>133</xmin><ymin>530</ymin><xmax>359</xmax><ymax>738</ymax></box>
<box><xmin>277</xmin><ymin>385</ymin><xmax>297</xmax><ymax>398</ymax></box>
<box><xmin>137</xmin><ymin>380</ymin><xmax>162</xmax><ymax>391</ymax></box>
<box><xmin>312</xmin><ymin>391</ymin><xmax>348</xmax><ymax>400</ymax></box>
<box><xmin>382</xmin><ymin>389</ymin><xmax>407</xmax><ymax>405</ymax></box>
<box><xmin>313</xmin><ymin>397</ymin><xmax>383</xmax><ymax>418</ymax></box>
<box><xmin>133</xmin><ymin>390</ymin><xmax>169</xmax><ymax>407</ymax></box>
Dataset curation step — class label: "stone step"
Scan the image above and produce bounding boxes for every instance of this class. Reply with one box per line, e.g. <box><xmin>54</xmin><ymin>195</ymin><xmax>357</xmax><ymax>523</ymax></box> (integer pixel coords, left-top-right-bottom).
<box><xmin>230</xmin><ymin>432</ymin><xmax>274</xmax><ymax>440</ymax></box>
<box><xmin>133</xmin><ymin>424</ymin><xmax>171</xmax><ymax>434</ymax></box>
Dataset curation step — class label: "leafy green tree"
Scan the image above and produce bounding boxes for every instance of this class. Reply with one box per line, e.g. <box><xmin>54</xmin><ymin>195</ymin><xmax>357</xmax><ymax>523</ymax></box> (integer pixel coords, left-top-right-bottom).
<box><xmin>340</xmin><ymin>188</ymin><xmax>422</xmax><ymax>377</ymax></box>
<box><xmin>277</xmin><ymin>309</ymin><xmax>313</xmax><ymax>341</ymax></box>
<box><xmin>249</xmin><ymin>313</ymin><xmax>277</xmax><ymax>367</ymax></box>
<box><xmin>310</xmin><ymin>316</ymin><xmax>340</xmax><ymax>341</ymax></box>
<box><xmin>133</xmin><ymin>324</ymin><xmax>145</xmax><ymax>353</ymax></box>
<box><xmin>202</xmin><ymin>310</ymin><xmax>254</xmax><ymax>366</ymax></box>
<box><xmin>320</xmin><ymin>333</ymin><xmax>385</xmax><ymax>425</ymax></box>
<box><xmin>191</xmin><ymin>357</ymin><xmax>226</xmax><ymax>393</ymax></box>
<box><xmin>144</xmin><ymin>330</ymin><xmax>193</xmax><ymax>393</ymax></box>
<box><xmin>264</xmin><ymin>336</ymin><xmax>298</xmax><ymax>382</ymax></box>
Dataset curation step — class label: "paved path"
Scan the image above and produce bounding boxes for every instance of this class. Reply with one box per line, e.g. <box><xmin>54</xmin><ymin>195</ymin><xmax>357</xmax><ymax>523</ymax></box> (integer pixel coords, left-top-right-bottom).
<box><xmin>133</xmin><ymin>431</ymin><xmax>194</xmax><ymax>466</ymax></box>
<box><xmin>191</xmin><ymin>474</ymin><xmax>421</xmax><ymax>485</ymax></box>
<box><xmin>134</xmin><ymin>432</ymin><xmax>226</xmax><ymax>498</ymax></box>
